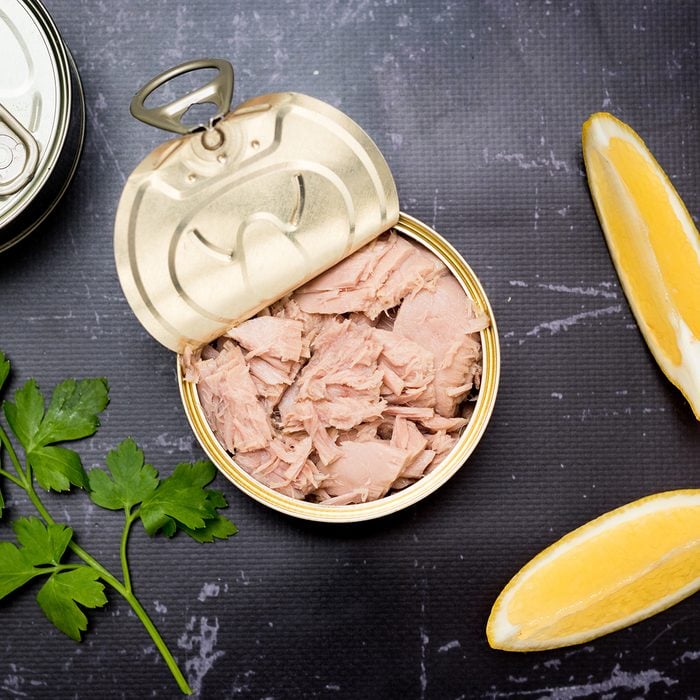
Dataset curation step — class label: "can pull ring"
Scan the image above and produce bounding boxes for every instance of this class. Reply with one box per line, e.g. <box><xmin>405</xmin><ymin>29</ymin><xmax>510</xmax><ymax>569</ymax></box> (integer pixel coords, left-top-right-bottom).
<box><xmin>130</xmin><ymin>58</ymin><xmax>234</xmax><ymax>136</ymax></box>
<box><xmin>0</xmin><ymin>103</ymin><xmax>39</xmax><ymax>196</ymax></box>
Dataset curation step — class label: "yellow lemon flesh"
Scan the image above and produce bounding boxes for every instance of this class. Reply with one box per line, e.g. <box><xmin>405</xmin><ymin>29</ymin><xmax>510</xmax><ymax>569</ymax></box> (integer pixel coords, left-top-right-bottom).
<box><xmin>583</xmin><ymin>113</ymin><xmax>700</xmax><ymax>419</ymax></box>
<box><xmin>487</xmin><ymin>490</ymin><xmax>700</xmax><ymax>651</ymax></box>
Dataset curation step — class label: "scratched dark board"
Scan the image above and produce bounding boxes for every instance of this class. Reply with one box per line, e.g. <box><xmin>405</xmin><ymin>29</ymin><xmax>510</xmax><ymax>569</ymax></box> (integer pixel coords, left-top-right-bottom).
<box><xmin>0</xmin><ymin>0</ymin><xmax>698</xmax><ymax>698</ymax></box>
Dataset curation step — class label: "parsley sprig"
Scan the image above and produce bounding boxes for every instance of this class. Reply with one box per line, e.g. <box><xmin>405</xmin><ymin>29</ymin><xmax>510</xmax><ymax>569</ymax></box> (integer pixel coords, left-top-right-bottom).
<box><xmin>0</xmin><ymin>351</ymin><xmax>237</xmax><ymax>695</ymax></box>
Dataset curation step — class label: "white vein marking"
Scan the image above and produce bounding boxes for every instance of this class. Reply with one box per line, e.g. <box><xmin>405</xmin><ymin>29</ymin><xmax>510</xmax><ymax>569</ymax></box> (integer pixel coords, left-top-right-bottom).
<box><xmin>177</xmin><ymin>616</ymin><xmax>225</xmax><ymax>696</ymax></box>
<box><xmin>525</xmin><ymin>305</ymin><xmax>622</xmax><ymax>338</ymax></box>
<box><xmin>483</xmin><ymin>664</ymin><xmax>676</xmax><ymax>699</ymax></box>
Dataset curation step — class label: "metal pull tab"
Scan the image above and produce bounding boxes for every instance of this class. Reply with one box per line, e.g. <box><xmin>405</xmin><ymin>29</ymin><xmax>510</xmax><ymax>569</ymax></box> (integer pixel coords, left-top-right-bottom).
<box><xmin>0</xmin><ymin>102</ymin><xmax>39</xmax><ymax>196</ymax></box>
<box><xmin>130</xmin><ymin>58</ymin><xmax>234</xmax><ymax>135</ymax></box>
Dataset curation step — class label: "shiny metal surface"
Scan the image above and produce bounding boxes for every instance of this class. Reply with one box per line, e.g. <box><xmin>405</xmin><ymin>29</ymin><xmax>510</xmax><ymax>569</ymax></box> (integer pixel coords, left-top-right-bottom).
<box><xmin>178</xmin><ymin>213</ymin><xmax>501</xmax><ymax>523</ymax></box>
<box><xmin>130</xmin><ymin>58</ymin><xmax>235</xmax><ymax>135</ymax></box>
<box><xmin>0</xmin><ymin>102</ymin><xmax>39</xmax><ymax>195</ymax></box>
<box><xmin>116</xmin><ymin>83</ymin><xmax>400</xmax><ymax>352</ymax></box>
<box><xmin>0</xmin><ymin>0</ymin><xmax>84</xmax><ymax>252</ymax></box>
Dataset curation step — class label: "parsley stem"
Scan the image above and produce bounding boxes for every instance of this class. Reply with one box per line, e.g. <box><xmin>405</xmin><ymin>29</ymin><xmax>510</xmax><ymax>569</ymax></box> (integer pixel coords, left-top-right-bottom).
<box><xmin>120</xmin><ymin>507</ymin><xmax>139</xmax><ymax>594</ymax></box>
<box><xmin>53</xmin><ymin>564</ymin><xmax>84</xmax><ymax>572</ymax></box>
<box><xmin>0</xmin><ymin>423</ymin><xmax>27</xmax><ymax>483</ymax></box>
<box><xmin>117</xmin><ymin>585</ymin><xmax>193</xmax><ymax>696</ymax></box>
<box><xmin>22</xmin><ymin>472</ymin><xmax>192</xmax><ymax>695</ymax></box>
<box><xmin>0</xmin><ymin>466</ymin><xmax>24</xmax><ymax>489</ymax></box>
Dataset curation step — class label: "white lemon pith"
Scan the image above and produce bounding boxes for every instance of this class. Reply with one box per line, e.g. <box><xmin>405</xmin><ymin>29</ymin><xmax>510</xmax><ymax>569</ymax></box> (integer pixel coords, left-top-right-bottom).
<box><xmin>583</xmin><ymin>113</ymin><xmax>700</xmax><ymax>419</ymax></box>
<box><xmin>487</xmin><ymin>490</ymin><xmax>700</xmax><ymax>651</ymax></box>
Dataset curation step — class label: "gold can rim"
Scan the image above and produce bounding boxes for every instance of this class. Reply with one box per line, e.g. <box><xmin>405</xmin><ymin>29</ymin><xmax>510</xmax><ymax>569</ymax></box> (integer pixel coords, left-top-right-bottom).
<box><xmin>178</xmin><ymin>212</ymin><xmax>501</xmax><ymax>523</ymax></box>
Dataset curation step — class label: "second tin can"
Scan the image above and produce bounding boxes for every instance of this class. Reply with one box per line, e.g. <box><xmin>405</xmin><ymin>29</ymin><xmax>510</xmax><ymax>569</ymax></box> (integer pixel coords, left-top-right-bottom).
<box><xmin>0</xmin><ymin>0</ymin><xmax>85</xmax><ymax>253</ymax></box>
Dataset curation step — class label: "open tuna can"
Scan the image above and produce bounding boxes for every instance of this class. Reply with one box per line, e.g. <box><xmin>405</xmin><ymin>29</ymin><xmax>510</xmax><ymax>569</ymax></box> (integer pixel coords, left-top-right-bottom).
<box><xmin>115</xmin><ymin>59</ymin><xmax>500</xmax><ymax>523</ymax></box>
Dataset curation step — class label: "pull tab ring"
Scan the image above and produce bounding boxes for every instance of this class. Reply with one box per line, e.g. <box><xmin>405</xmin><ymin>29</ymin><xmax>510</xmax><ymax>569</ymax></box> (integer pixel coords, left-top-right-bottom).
<box><xmin>130</xmin><ymin>58</ymin><xmax>234</xmax><ymax>135</ymax></box>
<box><xmin>0</xmin><ymin>102</ymin><xmax>39</xmax><ymax>196</ymax></box>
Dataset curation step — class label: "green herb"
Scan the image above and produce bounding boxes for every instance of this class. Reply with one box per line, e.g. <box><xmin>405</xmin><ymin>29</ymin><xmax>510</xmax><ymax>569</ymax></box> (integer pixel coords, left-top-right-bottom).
<box><xmin>0</xmin><ymin>350</ymin><xmax>237</xmax><ymax>695</ymax></box>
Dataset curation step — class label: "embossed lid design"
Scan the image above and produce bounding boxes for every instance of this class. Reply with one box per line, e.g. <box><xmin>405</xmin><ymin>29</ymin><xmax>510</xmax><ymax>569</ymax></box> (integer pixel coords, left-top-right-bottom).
<box><xmin>115</xmin><ymin>59</ymin><xmax>399</xmax><ymax>353</ymax></box>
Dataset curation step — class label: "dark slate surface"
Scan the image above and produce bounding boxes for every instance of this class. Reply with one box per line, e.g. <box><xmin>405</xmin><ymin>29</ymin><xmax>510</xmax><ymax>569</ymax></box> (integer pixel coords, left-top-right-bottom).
<box><xmin>1</xmin><ymin>0</ymin><xmax>699</xmax><ymax>698</ymax></box>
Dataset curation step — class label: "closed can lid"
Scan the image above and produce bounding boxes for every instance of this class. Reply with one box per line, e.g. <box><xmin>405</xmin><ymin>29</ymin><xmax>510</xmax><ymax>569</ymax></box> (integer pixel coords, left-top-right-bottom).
<box><xmin>115</xmin><ymin>59</ymin><xmax>400</xmax><ymax>353</ymax></box>
<box><xmin>0</xmin><ymin>0</ymin><xmax>74</xmax><ymax>237</ymax></box>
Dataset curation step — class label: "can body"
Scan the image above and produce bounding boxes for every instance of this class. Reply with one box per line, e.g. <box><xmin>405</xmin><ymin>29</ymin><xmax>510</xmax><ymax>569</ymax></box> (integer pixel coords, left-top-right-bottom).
<box><xmin>0</xmin><ymin>0</ymin><xmax>85</xmax><ymax>253</ymax></box>
<box><xmin>178</xmin><ymin>212</ymin><xmax>500</xmax><ymax>523</ymax></box>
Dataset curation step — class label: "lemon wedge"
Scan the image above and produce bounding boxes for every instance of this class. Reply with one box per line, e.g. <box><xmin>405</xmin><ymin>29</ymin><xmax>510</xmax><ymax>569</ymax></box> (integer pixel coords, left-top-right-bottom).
<box><xmin>583</xmin><ymin>112</ymin><xmax>700</xmax><ymax>419</ymax></box>
<box><xmin>487</xmin><ymin>490</ymin><xmax>700</xmax><ymax>651</ymax></box>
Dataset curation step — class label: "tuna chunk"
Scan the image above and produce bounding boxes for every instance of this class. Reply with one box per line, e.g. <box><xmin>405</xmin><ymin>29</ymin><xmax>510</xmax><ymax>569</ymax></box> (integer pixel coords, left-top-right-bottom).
<box><xmin>393</xmin><ymin>274</ymin><xmax>487</xmax><ymax>416</ymax></box>
<box><xmin>195</xmin><ymin>341</ymin><xmax>272</xmax><ymax>453</ymax></box>
<box><xmin>279</xmin><ymin>319</ymin><xmax>385</xmax><ymax>431</ymax></box>
<box><xmin>319</xmin><ymin>439</ymin><xmax>412</xmax><ymax>503</ymax></box>
<box><xmin>293</xmin><ymin>232</ymin><xmax>446</xmax><ymax>319</ymax></box>
<box><xmin>390</xmin><ymin>416</ymin><xmax>428</xmax><ymax>463</ymax></box>
<box><xmin>419</xmin><ymin>415</ymin><xmax>469</xmax><ymax>432</ymax></box>
<box><xmin>390</xmin><ymin>416</ymin><xmax>436</xmax><ymax>484</ymax></box>
<box><xmin>270</xmin><ymin>296</ymin><xmax>336</xmax><ymax>351</ymax></box>
<box><xmin>373</xmin><ymin>328</ymin><xmax>436</xmax><ymax>407</ymax></box>
<box><xmin>235</xmin><ymin>435</ymin><xmax>324</xmax><ymax>499</ymax></box>
<box><xmin>426</xmin><ymin>430</ymin><xmax>459</xmax><ymax>473</ymax></box>
<box><xmin>224</xmin><ymin>317</ymin><xmax>305</xmax><ymax>411</ymax></box>
<box><xmin>226</xmin><ymin>317</ymin><xmax>304</xmax><ymax>362</ymax></box>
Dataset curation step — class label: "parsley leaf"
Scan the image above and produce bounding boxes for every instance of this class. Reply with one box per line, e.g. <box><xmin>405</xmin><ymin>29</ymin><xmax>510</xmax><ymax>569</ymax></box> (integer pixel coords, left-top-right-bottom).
<box><xmin>0</xmin><ymin>443</ymin><xmax>4</xmax><ymax>519</ymax></box>
<box><xmin>35</xmin><ymin>379</ymin><xmax>109</xmax><ymax>445</ymax></box>
<box><xmin>0</xmin><ymin>351</ymin><xmax>9</xmax><ymax>393</ymax></box>
<box><xmin>140</xmin><ymin>460</ymin><xmax>220</xmax><ymax>536</ymax></box>
<box><xmin>181</xmin><ymin>514</ymin><xmax>238</xmax><ymax>543</ymax></box>
<box><xmin>0</xmin><ymin>542</ymin><xmax>43</xmax><ymax>598</ymax></box>
<box><xmin>36</xmin><ymin>567</ymin><xmax>107</xmax><ymax>641</ymax></box>
<box><xmin>30</xmin><ymin>446</ymin><xmax>88</xmax><ymax>492</ymax></box>
<box><xmin>88</xmin><ymin>438</ymin><xmax>159</xmax><ymax>511</ymax></box>
<box><xmin>3</xmin><ymin>378</ymin><xmax>109</xmax><ymax>492</ymax></box>
<box><xmin>4</xmin><ymin>379</ymin><xmax>44</xmax><ymax>449</ymax></box>
<box><xmin>0</xmin><ymin>519</ymin><xmax>73</xmax><ymax>598</ymax></box>
<box><xmin>12</xmin><ymin>517</ymin><xmax>73</xmax><ymax>566</ymax></box>
<box><xmin>179</xmin><ymin>490</ymin><xmax>238</xmax><ymax>542</ymax></box>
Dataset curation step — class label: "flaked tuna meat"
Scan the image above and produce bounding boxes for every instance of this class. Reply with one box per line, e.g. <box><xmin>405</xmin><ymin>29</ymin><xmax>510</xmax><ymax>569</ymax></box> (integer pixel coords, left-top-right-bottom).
<box><xmin>235</xmin><ymin>435</ymin><xmax>323</xmax><ymax>499</ymax></box>
<box><xmin>390</xmin><ymin>417</ymin><xmax>436</xmax><ymax>486</ymax></box>
<box><xmin>393</xmin><ymin>274</ymin><xmax>488</xmax><ymax>416</ymax></box>
<box><xmin>222</xmin><ymin>317</ymin><xmax>306</xmax><ymax>411</ymax></box>
<box><xmin>426</xmin><ymin>430</ymin><xmax>460</xmax><ymax>474</ymax></box>
<box><xmin>279</xmin><ymin>320</ymin><xmax>385</xmax><ymax>432</ymax></box>
<box><xmin>401</xmin><ymin>449</ymin><xmax>437</xmax><ymax>480</ymax></box>
<box><xmin>188</xmin><ymin>232</ymin><xmax>487</xmax><ymax>505</ymax></box>
<box><xmin>373</xmin><ymin>328</ymin><xmax>436</xmax><ymax>407</ymax></box>
<box><xmin>419</xmin><ymin>415</ymin><xmax>470</xmax><ymax>432</ymax></box>
<box><xmin>345</xmin><ymin>420</ymin><xmax>382</xmax><ymax>442</ymax></box>
<box><xmin>293</xmin><ymin>232</ymin><xmax>446</xmax><ymax>319</ymax></box>
<box><xmin>383</xmin><ymin>405</ymin><xmax>435</xmax><ymax>421</ymax></box>
<box><xmin>195</xmin><ymin>341</ymin><xmax>272</xmax><ymax>453</ymax></box>
<box><xmin>303</xmin><ymin>414</ymin><xmax>343</xmax><ymax>466</ymax></box>
<box><xmin>270</xmin><ymin>296</ymin><xmax>335</xmax><ymax>351</ymax></box>
<box><xmin>226</xmin><ymin>317</ymin><xmax>304</xmax><ymax>362</ymax></box>
<box><xmin>317</xmin><ymin>439</ymin><xmax>413</xmax><ymax>504</ymax></box>
<box><xmin>390</xmin><ymin>416</ymin><xmax>428</xmax><ymax>463</ymax></box>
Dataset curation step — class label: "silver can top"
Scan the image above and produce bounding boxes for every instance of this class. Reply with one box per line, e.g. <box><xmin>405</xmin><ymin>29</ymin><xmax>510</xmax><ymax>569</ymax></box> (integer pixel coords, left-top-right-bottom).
<box><xmin>0</xmin><ymin>0</ymin><xmax>73</xmax><ymax>229</ymax></box>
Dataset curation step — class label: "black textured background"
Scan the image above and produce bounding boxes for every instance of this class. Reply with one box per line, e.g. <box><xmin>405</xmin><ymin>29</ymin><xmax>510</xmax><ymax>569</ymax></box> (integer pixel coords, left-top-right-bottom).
<box><xmin>1</xmin><ymin>1</ymin><xmax>699</xmax><ymax>698</ymax></box>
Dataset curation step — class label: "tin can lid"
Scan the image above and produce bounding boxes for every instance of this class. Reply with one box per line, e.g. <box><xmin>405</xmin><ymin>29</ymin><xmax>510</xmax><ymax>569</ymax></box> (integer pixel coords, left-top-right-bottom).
<box><xmin>115</xmin><ymin>59</ymin><xmax>400</xmax><ymax>353</ymax></box>
<box><xmin>0</xmin><ymin>0</ymin><xmax>73</xmax><ymax>232</ymax></box>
